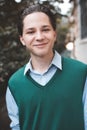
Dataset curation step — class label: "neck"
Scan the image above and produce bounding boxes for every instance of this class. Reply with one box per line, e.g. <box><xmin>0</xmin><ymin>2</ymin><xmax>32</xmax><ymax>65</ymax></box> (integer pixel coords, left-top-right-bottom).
<box><xmin>31</xmin><ymin>52</ymin><xmax>54</xmax><ymax>73</ymax></box>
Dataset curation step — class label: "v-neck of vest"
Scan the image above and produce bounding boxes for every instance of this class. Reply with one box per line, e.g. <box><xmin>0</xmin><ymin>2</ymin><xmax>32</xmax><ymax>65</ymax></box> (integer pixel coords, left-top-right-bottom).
<box><xmin>26</xmin><ymin>68</ymin><xmax>61</xmax><ymax>88</ymax></box>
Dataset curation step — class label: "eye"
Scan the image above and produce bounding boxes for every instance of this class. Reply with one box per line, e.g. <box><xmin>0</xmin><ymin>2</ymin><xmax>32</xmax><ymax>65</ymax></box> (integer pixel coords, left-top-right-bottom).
<box><xmin>26</xmin><ymin>31</ymin><xmax>35</xmax><ymax>34</ymax></box>
<box><xmin>42</xmin><ymin>28</ymin><xmax>50</xmax><ymax>32</ymax></box>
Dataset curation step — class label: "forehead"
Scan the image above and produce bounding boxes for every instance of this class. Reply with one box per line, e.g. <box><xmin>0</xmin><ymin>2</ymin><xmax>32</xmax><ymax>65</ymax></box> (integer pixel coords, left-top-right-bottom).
<box><xmin>23</xmin><ymin>12</ymin><xmax>51</xmax><ymax>26</ymax></box>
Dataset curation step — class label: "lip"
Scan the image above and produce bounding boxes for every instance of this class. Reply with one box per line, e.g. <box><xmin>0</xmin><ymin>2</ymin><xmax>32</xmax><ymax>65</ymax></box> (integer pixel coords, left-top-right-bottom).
<box><xmin>34</xmin><ymin>43</ymin><xmax>47</xmax><ymax>47</ymax></box>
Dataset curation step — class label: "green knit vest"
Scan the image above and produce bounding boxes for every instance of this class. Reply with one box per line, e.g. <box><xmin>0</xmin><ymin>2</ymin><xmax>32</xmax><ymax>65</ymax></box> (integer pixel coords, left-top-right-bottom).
<box><xmin>9</xmin><ymin>57</ymin><xmax>87</xmax><ymax>130</ymax></box>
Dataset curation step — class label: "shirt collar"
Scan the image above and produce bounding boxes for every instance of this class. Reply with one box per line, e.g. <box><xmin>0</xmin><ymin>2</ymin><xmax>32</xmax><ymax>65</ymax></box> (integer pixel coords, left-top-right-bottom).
<box><xmin>24</xmin><ymin>51</ymin><xmax>62</xmax><ymax>75</ymax></box>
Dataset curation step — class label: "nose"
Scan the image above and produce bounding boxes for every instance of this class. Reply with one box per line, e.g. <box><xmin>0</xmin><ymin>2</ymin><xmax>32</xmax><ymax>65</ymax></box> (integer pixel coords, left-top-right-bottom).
<box><xmin>35</xmin><ymin>31</ymin><xmax>44</xmax><ymax>41</ymax></box>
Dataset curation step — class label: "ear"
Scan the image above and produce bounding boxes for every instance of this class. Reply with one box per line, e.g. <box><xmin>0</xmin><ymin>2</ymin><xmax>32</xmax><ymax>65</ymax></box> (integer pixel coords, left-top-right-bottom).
<box><xmin>54</xmin><ymin>31</ymin><xmax>57</xmax><ymax>42</ymax></box>
<box><xmin>20</xmin><ymin>36</ymin><xmax>26</xmax><ymax>46</ymax></box>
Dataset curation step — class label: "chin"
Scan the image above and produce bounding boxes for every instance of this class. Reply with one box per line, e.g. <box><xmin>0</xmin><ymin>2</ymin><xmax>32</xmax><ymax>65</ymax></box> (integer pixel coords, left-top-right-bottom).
<box><xmin>33</xmin><ymin>51</ymin><xmax>48</xmax><ymax>57</ymax></box>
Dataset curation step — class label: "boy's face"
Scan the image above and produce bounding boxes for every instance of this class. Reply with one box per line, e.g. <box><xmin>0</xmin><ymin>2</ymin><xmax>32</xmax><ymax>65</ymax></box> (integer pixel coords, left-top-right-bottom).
<box><xmin>20</xmin><ymin>12</ymin><xmax>56</xmax><ymax>58</ymax></box>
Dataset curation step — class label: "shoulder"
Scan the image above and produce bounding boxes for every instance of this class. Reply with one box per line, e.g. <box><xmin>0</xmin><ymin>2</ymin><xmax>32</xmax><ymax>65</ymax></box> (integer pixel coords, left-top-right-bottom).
<box><xmin>63</xmin><ymin>57</ymin><xmax>87</xmax><ymax>68</ymax></box>
<box><xmin>8</xmin><ymin>65</ymin><xmax>26</xmax><ymax>84</ymax></box>
<box><xmin>62</xmin><ymin>57</ymin><xmax>87</xmax><ymax>75</ymax></box>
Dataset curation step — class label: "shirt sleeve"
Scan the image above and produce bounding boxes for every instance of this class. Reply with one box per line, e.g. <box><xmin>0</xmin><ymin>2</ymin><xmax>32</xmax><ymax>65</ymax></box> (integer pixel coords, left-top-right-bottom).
<box><xmin>83</xmin><ymin>77</ymin><xmax>87</xmax><ymax>130</ymax></box>
<box><xmin>6</xmin><ymin>87</ymin><xmax>20</xmax><ymax>130</ymax></box>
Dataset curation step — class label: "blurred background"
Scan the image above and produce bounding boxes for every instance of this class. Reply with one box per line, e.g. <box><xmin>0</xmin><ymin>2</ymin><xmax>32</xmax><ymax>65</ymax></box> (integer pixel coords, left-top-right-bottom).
<box><xmin>0</xmin><ymin>0</ymin><xmax>87</xmax><ymax>129</ymax></box>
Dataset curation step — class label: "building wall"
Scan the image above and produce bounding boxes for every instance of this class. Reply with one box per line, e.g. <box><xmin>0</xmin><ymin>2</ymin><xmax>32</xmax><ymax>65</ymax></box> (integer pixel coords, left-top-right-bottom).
<box><xmin>75</xmin><ymin>38</ymin><xmax>87</xmax><ymax>64</ymax></box>
<box><xmin>72</xmin><ymin>0</ymin><xmax>87</xmax><ymax>64</ymax></box>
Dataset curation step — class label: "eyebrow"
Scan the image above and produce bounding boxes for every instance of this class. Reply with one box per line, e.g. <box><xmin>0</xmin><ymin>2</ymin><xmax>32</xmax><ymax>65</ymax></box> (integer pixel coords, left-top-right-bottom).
<box><xmin>42</xmin><ymin>25</ymin><xmax>51</xmax><ymax>28</ymax></box>
<box><xmin>25</xmin><ymin>25</ymin><xmax>51</xmax><ymax>30</ymax></box>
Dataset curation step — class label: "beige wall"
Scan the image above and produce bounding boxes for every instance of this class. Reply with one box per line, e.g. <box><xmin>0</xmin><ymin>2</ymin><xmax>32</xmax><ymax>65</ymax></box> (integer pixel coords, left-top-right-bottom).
<box><xmin>74</xmin><ymin>39</ymin><xmax>87</xmax><ymax>64</ymax></box>
<box><xmin>71</xmin><ymin>0</ymin><xmax>87</xmax><ymax>64</ymax></box>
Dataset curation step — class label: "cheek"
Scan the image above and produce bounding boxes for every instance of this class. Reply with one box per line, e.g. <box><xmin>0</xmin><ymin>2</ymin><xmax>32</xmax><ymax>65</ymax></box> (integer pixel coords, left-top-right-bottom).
<box><xmin>23</xmin><ymin>36</ymin><xmax>32</xmax><ymax>43</ymax></box>
<box><xmin>49</xmin><ymin>31</ymin><xmax>56</xmax><ymax>40</ymax></box>
<box><xmin>50</xmin><ymin>35</ymin><xmax>56</xmax><ymax>43</ymax></box>
<box><xmin>24</xmin><ymin>37</ymin><xmax>35</xmax><ymax>48</ymax></box>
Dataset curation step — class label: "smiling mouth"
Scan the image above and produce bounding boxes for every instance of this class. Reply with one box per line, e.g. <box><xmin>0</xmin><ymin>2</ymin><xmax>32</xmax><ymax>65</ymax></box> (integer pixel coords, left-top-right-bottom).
<box><xmin>34</xmin><ymin>43</ymin><xmax>47</xmax><ymax>47</ymax></box>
